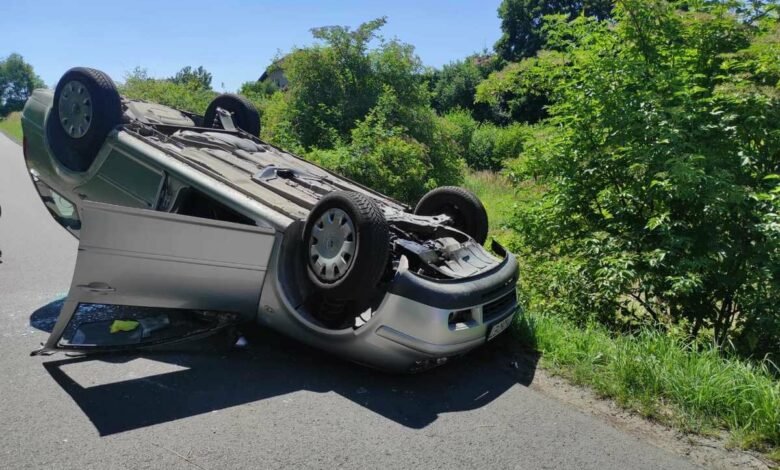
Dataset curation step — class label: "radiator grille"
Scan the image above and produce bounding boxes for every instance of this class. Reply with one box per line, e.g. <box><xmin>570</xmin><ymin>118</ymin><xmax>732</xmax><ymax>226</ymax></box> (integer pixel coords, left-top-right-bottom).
<box><xmin>482</xmin><ymin>290</ymin><xmax>517</xmax><ymax>322</ymax></box>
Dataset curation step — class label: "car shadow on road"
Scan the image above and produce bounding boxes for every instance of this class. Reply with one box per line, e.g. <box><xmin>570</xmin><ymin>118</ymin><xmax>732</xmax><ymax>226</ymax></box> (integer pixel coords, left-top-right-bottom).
<box><xmin>32</xmin><ymin>299</ymin><xmax>539</xmax><ymax>436</ymax></box>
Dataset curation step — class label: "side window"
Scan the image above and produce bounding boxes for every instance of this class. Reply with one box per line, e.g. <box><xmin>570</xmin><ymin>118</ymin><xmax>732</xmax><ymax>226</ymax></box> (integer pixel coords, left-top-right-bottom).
<box><xmin>75</xmin><ymin>147</ymin><xmax>164</xmax><ymax>209</ymax></box>
<box><xmin>171</xmin><ymin>186</ymin><xmax>255</xmax><ymax>225</ymax></box>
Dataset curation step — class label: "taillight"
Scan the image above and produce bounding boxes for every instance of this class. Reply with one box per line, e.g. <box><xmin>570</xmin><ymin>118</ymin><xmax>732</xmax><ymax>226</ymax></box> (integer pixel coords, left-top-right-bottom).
<box><xmin>22</xmin><ymin>136</ymin><xmax>28</xmax><ymax>160</ymax></box>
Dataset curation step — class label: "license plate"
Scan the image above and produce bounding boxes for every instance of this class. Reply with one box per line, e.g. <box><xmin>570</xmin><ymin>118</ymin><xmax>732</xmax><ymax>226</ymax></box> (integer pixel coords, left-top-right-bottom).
<box><xmin>487</xmin><ymin>315</ymin><xmax>513</xmax><ymax>341</ymax></box>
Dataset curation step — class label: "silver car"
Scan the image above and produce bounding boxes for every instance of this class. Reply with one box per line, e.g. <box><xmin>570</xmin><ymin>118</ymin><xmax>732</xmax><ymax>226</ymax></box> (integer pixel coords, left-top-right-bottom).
<box><xmin>21</xmin><ymin>67</ymin><xmax>519</xmax><ymax>372</ymax></box>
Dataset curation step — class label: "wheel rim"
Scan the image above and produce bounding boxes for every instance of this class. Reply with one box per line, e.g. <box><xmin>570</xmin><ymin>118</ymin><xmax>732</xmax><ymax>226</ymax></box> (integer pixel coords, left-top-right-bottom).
<box><xmin>308</xmin><ymin>208</ymin><xmax>356</xmax><ymax>282</ymax></box>
<box><xmin>58</xmin><ymin>80</ymin><xmax>93</xmax><ymax>138</ymax></box>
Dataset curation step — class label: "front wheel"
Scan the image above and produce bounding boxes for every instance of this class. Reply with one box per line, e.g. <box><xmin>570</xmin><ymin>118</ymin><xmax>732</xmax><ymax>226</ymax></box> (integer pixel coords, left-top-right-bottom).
<box><xmin>302</xmin><ymin>191</ymin><xmax>390</xmax><ymax>300</ymax></box>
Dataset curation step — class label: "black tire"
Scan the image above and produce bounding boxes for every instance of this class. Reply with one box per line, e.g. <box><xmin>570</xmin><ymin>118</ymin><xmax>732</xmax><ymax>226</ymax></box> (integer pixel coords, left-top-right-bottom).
<box><xmin>203</xmin><ymin>94</ymin><xmax>260</xmax><ymax>136</ymax></box>
<box><xmin>414</xmin><ymin>186</ymin><xmax>489</xmax><ymax>244</ymax></box>
<box><xmin>302</xmin><ymin>191</ymin><xmax>390</xmax><ymax>299</ymax></box>
<box><xmin>48</xmin><ymin>67</ymin><xmax>121</xmax><ymax>172</ymax></box>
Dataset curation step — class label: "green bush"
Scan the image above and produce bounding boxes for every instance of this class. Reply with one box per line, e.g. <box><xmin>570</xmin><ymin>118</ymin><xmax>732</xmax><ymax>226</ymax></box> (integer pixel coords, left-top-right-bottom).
<box><xmin>467</xmin><ymin>122</ymin><xmax>526</xmax><ymax>171</ymax></box>
<box><xmin>267</xmin><ymin>18</ymin><xmax>430</xmax><ymax>151</ymax></box>
<box><xmin>119</xmin><ymin>68</ymin><xmax>216</xmax><ymax>114</ymax></box>
<box><xmin>311</xmin><ymin>136</ymin><xmax>429</xmax><ymax>203</ymax></box>
<box><xmin>442</xmin><ymin>109</ymin><xmax>478</xmax><ymax>157</ymax></box>
<box><xmin>507</xmin><ymin>2</ymin><xmax>780</xmax><ymax>352</ymax></box>
<box><xmin>238</xmin><ymin>79</ymin><xmax>277</xmax><ymax>120</ymax></box>
<box><xmin>307</xmin><ymin>87</ymin><xmax>463</xmax><ymax>203</ymax></box>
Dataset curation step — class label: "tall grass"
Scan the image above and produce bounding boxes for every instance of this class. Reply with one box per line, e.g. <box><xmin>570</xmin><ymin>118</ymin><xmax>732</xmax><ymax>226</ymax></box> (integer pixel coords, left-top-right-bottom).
<box><xmin>517</xmin><ymin>311</ymin><xmax>780</xmax><ymax>452</ymax></box>
<box><xmin>463</xmin><ymin>171</ymin><xmax>519</xmax><ymax>246</ymax></box>
<box><xmin>0</xmin><ymin>111</ymin><xmax>22</xmax><ymax>143</ymax></box>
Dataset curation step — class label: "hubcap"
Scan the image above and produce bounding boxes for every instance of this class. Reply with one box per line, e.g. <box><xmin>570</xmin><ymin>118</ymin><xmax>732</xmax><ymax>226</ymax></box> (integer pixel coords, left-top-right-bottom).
<box><xmin>58</xmin><ymin>80</ymin><xmax>93</xmax><ymax>138</ymax></box>
<box><xmin>308</xmin><ymin>208</ymin><xmax>356</xmax><ymax>282</ymax></box>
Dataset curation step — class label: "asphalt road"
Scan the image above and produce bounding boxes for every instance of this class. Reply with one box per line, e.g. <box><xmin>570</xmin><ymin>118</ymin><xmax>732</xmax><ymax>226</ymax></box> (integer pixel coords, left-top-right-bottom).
<box><xmin>0</xmin><ymin>132</ymin><xmax>698</xmax><ymax>469</ymax></box>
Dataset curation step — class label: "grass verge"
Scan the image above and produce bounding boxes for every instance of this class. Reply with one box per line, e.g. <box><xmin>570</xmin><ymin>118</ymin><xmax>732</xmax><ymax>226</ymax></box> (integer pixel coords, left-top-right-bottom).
<box><xmin>0</xmin><ymin>111</ymin><xmax>23</xmax><ymax>143</ymax></box>
<box><xmin>517</xmin><ymin>312</ymin><xmax>780</xmax><ymax>454</ymax></box>
<box><xmin>466</xmin><ymin>169</ymin><xmax>780</xmax><ymax>458</ymax></box>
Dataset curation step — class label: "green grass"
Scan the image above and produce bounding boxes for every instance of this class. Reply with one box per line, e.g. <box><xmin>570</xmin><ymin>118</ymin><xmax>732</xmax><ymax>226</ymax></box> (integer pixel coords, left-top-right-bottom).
<box><xmin>463</xmin><ymin>170</ymin><xmax>520</xmax><ymax>247</ymax></box>
<box><xmin>0</xmin><ymin>111</ymin><xmax>23</xmax><ymax>143</ymax></box>
<box><xmin>466</xmin><ymin>169</ymin><xmax>780</xmax><ymax>457</ymax></box>
<box><xmin>517</xmin><ymin>312</ymin><xmax>780</xmax><ymax>453</ymax></box>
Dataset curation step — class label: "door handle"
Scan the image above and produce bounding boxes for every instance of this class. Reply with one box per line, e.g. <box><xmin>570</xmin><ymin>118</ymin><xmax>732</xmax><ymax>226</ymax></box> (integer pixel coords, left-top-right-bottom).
<box><xmin>77</xmin><ymin>282</ymin><xmax>116</xmax><ymax>294</ymax></box>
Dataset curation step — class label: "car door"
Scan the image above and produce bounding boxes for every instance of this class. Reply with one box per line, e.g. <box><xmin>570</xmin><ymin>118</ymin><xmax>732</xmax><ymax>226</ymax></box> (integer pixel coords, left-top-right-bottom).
<box><xmin>34</xmin><ymin>201</ymin><xmax>277</xmax><ymax>354</ymax></box>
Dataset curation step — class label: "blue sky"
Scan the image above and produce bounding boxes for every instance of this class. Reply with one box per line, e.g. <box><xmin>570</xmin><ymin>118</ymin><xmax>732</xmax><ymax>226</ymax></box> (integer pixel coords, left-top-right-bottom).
<box><xmin>1</xmin><ymin>0</ymin><xmax>502</xmax><ymax>92</ymax></box>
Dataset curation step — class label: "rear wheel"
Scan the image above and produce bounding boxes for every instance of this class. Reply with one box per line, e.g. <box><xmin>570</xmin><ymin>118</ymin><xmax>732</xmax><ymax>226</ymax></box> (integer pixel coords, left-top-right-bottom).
<box><xmin>303</xmin><ymin>191</ymin><xmax>390</xmax><ymax>300</ymax></box>
<box><xmin>48</xmin><ymin>67</ymin><xmax>122</xmax><ymax>172</ymax></box>
<box><xmin>203</xmin><ymin>94</ymin><xmax>260</xmax><ymax>136</ymax></box>
<box><xmin>414</xmin><ymin>186</ymin><xmax>489</xmax><ymax>244</ymax></box>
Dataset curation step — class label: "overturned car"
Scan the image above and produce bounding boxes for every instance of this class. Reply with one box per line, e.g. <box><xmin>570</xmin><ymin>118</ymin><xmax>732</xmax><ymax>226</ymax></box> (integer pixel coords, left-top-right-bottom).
<box><xmin>21</xmin><ymin>67</ymin><xmax>519</xmax><ymax>372</ymax></box>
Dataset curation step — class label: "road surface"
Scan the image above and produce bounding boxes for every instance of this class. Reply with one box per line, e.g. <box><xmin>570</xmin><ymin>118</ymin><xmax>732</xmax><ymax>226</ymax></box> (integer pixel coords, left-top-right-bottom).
<box><xmin>0</xmin><ymin>132</ymin><xmax>698</xmax><ymax>469</ymax></box>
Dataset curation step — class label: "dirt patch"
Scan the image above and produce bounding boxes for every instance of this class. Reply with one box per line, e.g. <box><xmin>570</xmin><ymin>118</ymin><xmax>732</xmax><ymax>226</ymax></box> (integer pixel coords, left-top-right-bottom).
<box><xmin>529</xmin><ymin>368</ymin><xmax>776</xmax><ymax>470</ymax></box>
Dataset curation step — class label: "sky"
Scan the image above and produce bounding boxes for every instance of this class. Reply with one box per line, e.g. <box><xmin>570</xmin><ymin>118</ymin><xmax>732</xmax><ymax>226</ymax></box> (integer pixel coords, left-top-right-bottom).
<box><xmin>1</xmin><ymin>0</ymin><xmax>502</xmax><ymax>92</ymax></box>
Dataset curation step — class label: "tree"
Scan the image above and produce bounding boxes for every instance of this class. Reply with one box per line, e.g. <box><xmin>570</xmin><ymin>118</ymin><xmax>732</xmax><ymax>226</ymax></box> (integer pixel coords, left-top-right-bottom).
<box><xmin>169</xmin><ymin>65</ymin><xmax>213</xmax><ymax>90</ymax></box>
<box><xmin>475</xmin><ymin>51</ymin><xmax>565</xmax><ymax>123</ymax></box>
<box><xmin>0</xmin><ymin>53</ymin><xmax>44</xmax><ymax>115</ymax></box>
<box><xmin>511</xmin><ymin>1</ymin><xmax>780</xmax><ymax>350</ymax></box>
<box><xmin>259</xmin><ymin>18</ymin><xmax>465</xmax><ymax>202</ymax></box>
<box><xmin>494</xmin><ymin>0</ymin><xmax>614</xmax><ymax>62</ymax></box>
<box><xmin>263</xmin><ymin>17</ymin><xmax>429</xmax><ymax>150</ymax></box>
<box><xmin>430</xmin><ymin>54</ymin><xmax>498</xmax><ymax>119</ymax></box>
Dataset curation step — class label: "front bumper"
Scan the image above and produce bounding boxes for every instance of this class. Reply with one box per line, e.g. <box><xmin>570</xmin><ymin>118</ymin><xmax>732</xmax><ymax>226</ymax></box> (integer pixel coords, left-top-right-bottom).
<box><xmin>258</xmin><ymin>234</ymin><xmax>520</xmax><ymax>373</ymax></box>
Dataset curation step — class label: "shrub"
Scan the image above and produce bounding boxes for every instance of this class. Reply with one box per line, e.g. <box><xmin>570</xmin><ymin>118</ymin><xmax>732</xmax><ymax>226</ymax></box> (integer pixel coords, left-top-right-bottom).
<box><xmin>308</xmin><ymin>87</ymin><xmax>463</xmax><ymax>203</ymax></box>
<box><xmin>442</xmin><ymin>109</ymin><xmax>478</xmax><ymax>157</ymax></box>
<box><xmin>272</xmin><ymin>18</ymin><xmax>430</xmax><ymax>151</ymax></box>
<box><xmin>510</xmin><ymin>2</ymin><xmax>780</xmax><ymax>350</ymax></box>
<box><xmin>468</xmin><ymin>122</ymin><xmax>526</xmax><ymax>171</ymax></box>
<box><xmin>120</xmin><ymin>68</ymin><xmax>216</xmax><ymax>114</ymax></box>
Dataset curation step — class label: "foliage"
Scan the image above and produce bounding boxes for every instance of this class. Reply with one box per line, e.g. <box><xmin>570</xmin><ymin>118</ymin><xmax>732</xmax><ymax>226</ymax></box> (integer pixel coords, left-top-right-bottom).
<box><xmin>258</xmin><ymin>18</ymin><xmax>464</xmax><ymax>203</ymax></box>
<box><xmin>239</xmin><ymin>79</ymin><xmax>278</xmax><ymax>102</ymax></box>
<box><xmin>508</xmin><ymin>1</ymin><xmax>780</xmax><ymax>353</ymax></box>
<box><xmin>119</xmin><ymin>67</ymin><xmax>217</xmax><ymax>114</ymax></box>
<box><xmin>516</xmin><ymin>310</ymin><xmax>780</xmax><ymax>452</ymax></box>
<box><xmin>442</xmin><ymin>109</ymin><xmax>479</xmax><ymax>157</ymax></box>
<box><xmin>308</xmin><ymin>87</ymin><xmax>464</xmax><ymax>203</ymax></box>
<box><xmin>494</xmin><ymin>0</ymin><xmax>613</xmax><ymax>62</ymax></box>
<box><xmin>441</xmin><ymin>109</ymin><xmax>529</xmax><ymax>171</ymax></box>
<box><xmin>169</xmin><ymin>65</ymin><xmax>213</xmax><ymax>90</ymax></box>
<box><xmin>0</xmin><ymin>111</ymin><xmax>22</xmax><ymax>142</ymax></box>
<box><xmin>430</xmin><ymin>54</ymin><xmax>498</xmax><ymax>119</ymax></box>
<box><xmin>472</xmin><ymin>169</ymin><xmax>779</xmax><ymax>455</ymax></box>
<box><xmin>467</xmin><ymin>122</ymin><xmax>527</xmax><ymax>171</ymax></box>
<box><xmin>263</xmin><ymin>17</ymin><xmax>429</xmax><ymax>151</ymax></box>
<box><xmin>0</xmin><ymin>53</ymin><xmax>44</xmax><ymax>116</ymax></box>
<box><xmin>475</xmin><ymin>51</ymin><xmax>568</xmax><ymax>123</ymax></box>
